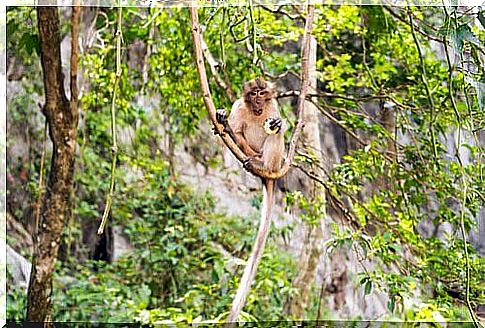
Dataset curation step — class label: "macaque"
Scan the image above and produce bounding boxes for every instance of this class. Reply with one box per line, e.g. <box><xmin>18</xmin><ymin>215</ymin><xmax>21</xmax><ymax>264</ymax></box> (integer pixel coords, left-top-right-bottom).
<box><xmin>216</xmin><ymin>77</ymin><xmax>285</xmax><ymax>324</ymax></box>
<box><xmin>216</xmin><ymin>77</ymin><xmax>285</xmax><ymax>174</ymax></box>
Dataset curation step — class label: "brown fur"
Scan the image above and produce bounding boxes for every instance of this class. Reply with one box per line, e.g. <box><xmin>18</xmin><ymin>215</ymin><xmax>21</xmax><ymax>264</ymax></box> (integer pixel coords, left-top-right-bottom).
<box><xmin>229</xmin><ymin>78</ymin><xmax>285</xmax><ymax>172</ymax></box>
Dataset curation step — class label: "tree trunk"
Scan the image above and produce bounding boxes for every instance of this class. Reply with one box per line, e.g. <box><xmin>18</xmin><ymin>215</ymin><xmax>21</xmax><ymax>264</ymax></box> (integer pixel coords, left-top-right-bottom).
<box><xmin>284</xmin><ymin>35</ymin><xmax>326</xmax><ymax>318</ymax></box>
<box><xmin>26</xmin><ymin>6</ymin><xmax>79</xmax><ymax>322</ymax></box>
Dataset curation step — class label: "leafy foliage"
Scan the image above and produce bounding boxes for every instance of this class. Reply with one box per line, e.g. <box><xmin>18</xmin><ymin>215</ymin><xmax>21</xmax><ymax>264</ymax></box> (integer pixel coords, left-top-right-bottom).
<box><xmin>6</xmin><ymin>4</ymin><xmax>484</xmax><ymax>325</ymax></box>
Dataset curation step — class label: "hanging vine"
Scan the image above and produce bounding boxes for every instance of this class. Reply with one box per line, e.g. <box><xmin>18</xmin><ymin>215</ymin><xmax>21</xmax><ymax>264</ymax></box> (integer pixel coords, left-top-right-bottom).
<box><xmin>98</xmin><ymin>4</ymin><xmax>123</xmax><ymax>235</ymax></box>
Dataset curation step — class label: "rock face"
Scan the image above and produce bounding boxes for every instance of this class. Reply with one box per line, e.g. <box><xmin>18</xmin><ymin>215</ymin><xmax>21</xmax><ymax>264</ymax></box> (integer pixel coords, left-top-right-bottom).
<box><xmin>112</xmin><ymin>226</ymin><xmax>133</xmax><ymax>261</ymax></box>
<box><xmin>7</xmin><ymin>244</ymin><xmax>32</xmax><ymax>290</ymax></box>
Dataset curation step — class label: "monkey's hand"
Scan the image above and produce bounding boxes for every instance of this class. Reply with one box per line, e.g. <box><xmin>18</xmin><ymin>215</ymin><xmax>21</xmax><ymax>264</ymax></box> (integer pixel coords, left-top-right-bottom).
<box><xmin>264</xmin><ymin>117</ymin><xmax>282</xmax><ymax>135</ymax></box>
<box><xmin>243</xmin><ymin>156</ymin><xmax>264</xmax><ymax>172</ymax></box>
<box><xmin>216</xmin><ymin>109</ymin><xmax>228</xmax><ymax>125</ymax></box>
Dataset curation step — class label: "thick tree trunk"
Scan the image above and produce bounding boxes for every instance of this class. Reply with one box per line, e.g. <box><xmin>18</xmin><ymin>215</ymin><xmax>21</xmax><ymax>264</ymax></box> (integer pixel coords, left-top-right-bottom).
<box><xmin>26</xmin><ymin>6</ymin><xmax>79</xmax><ymax>322</ymax></box>
<box><xmin>284</xmin><ymin>36</ymin><xmax>326</xmax><ymax>318</ymax></box>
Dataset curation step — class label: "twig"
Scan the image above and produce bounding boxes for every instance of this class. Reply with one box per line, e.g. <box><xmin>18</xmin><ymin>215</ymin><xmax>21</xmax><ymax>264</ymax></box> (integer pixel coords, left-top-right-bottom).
<box><xmin>408</xmin><ymin>10</ymin><xmax>438</xmax><ymax>160</ymax></box>
<box><xmin>260</xmin><ymin>5</ymin><xmax>303</xmax><ymax>21</ymax></box>
<box><xmin>204</xmin><ymin>6</ymin><xmax>222</xmax><ymax>26</ymax></box>
<box><xmin>190</xmin><ymin>6</ymin><xmax>247</xmax><ymax>166</ymax></box>
<box><xmin>383</xmin><ymin>4</ymin><xmax>485</xmax><ymax>57</ymax></box>
<box><xmin>441</xmin><ymin>8</ymin><xmax>463</xmax><ymax>166</ymax></box>
<box><xmin>98</xmin><ymin>4</ymin><xmax>122</xmax><ymax>235</ymax></box>
<box><xmin>200</xmin><ymin>32</ymin><xmax>237</xmax><ymax>102</ymax></box>
<box><xmin>278</xmin><ymin>91</ymin><xmax>369</xmax><ymax>147</ymax></box>
<box><xmin>361</xmin><ymin>33</ymin><xmax>378</xmax><ymax>91</ymax></box>
<box><xmin>293</xmin><ymin>163</ymin><xmax>360</xmax><ymax>229</ymax></box>
<box><xmin>274</xmin><ymin>3</ymin><xmax>315</xmax><ymax>179</ymax></box>
<box><xmin>220</xmin><ymin>7</ymin><xmax>226</xmax><ymax>68</ymax></box>
<box><xmin>248</xmin><ymin>0</ymin><xmax>257</xmax><ymax>65</ymax></box>
<box><xmin>383</xmin><ymin>5</ymin><xmax>446</xmax><ymax>44</ymax></box>
<box><xmin>229</xmin><ymin>12</ymin><xmax>250</xmax><ymax>43</ymax></box>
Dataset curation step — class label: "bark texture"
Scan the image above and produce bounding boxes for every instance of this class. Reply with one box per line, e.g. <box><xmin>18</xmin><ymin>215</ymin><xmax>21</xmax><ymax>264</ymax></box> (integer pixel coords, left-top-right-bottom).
<box><xmin>26</xmin><ymin>6</ymin><xmax>79</xmax><ymax>322</ymax></box>
<box><xmin>284</xmin><ymin>36</ymin><xmax>326</xmax><ymax>318</ymax></box>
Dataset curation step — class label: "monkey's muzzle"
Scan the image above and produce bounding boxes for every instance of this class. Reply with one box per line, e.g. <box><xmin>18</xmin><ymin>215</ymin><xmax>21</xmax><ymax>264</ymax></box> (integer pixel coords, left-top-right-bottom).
<box><xmin>254</xmin><ymin>108</ymin><xmax>263</xmax><ymax>115</ymax></box>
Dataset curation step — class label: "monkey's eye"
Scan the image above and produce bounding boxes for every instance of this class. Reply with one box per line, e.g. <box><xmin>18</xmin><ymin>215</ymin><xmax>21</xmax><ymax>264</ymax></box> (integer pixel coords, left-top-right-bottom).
<box><xmin>250</xmin><ymin>91</ymin><xmax>258</xmax><ymax>96</ymax></box>
<box><xmin>259</xmin><ymin>91</ymin><xmax>268</xmax><ymax>96</ymax></box>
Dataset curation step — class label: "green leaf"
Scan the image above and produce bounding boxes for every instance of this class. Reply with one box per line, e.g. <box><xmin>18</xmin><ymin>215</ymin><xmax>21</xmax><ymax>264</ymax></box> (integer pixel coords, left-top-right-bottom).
<box><xmin>365</xmin><ymin>281</ymin><xmax>372</xmax><ymax>295</ymax></box>
<box><xmin>478</xmin><ymin>9</ymin><xmax>485</xmax><ymax>29</ymax></box>
<box><xmin>19</xmin><ymin>33</ymin><xmax>40</xmax><ymax>55</ymax></box>
<box><xmin>387</xmin><ymin>297</ymin><xmax>396</xmax><ymax>312</ymax></box>
<box><xmin>7</xmin><ymin>21</ymin><xmax>18</xmax><ymax>36</ymax></box>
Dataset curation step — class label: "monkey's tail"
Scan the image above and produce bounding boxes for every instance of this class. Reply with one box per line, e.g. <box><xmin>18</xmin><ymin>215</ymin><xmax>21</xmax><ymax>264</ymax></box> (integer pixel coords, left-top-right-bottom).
<box><xmin>225</xmin><ymin>179</ymin><xmax>275</xmax><ymax>327</ymax></box>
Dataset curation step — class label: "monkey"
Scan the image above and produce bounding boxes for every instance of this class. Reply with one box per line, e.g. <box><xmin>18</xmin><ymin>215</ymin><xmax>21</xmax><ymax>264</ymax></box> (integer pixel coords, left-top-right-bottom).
<box><xmin>216</xmin><ymin>77</ymin><xmax>285</xmax><ymax>324</ymax></box>
<box><xmin>216</xmin><ymin>77</ymin><xmax>285</xmax><ymax>174</ymax></box>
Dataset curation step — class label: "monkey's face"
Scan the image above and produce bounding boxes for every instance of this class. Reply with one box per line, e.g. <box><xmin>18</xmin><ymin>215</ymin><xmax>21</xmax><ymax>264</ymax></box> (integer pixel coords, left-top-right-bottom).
<box><xmin>248</xmin><ymin>88</ymin><xmax>269</xmax><ymax>116</ymax></box>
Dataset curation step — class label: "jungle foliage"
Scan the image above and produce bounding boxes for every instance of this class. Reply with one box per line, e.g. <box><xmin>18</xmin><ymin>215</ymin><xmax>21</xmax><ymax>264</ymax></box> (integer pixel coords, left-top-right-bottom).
<box><xmin>6</xmin><ymin>4</ymin><xmax>485</xmax><ymax>325</ymax></box>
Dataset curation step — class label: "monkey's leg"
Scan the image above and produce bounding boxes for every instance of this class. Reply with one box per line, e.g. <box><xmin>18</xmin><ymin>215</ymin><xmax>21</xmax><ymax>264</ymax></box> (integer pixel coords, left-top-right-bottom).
<box><xmin>234</xmin><ymin>132</ymin><xmax>261</xmax><ymax>158</ymax></box>
<box><xmin>216</xmin><ymin>110</ymin><xmax>260</xmax><ymax>157</ymax></box>
<box><xmin>261</xmin><ymin>132</ymin><xmax>285</xmax><ymax>173</ymax></box>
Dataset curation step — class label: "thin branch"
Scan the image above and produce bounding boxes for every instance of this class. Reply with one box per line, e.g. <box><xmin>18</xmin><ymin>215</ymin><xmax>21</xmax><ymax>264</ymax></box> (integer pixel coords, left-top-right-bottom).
<box><xmin>279</xmin><ymin>91</ymin><xmax>389</xmax><ymax>156</ymax></box>
<box><xmin>204</xmin><ymin>6</ymin><xmax>222</xmax><ymax>26</ymax></box>
<box><xmin>259</xmin><ymin>4</ymin><xmax>303</xmax><ymax>21</ymax></box>
<box><xmin>248</xmin><ymin>0</ymin><xmax>258</xmax><ymax>65</ymax></box>
<box><xmin>200</xmin><ymin>32</ymin><xmax>237</xmax><ymax>102</ymax></box>
<box><xmin>445</xmin><ymin>6</ymin><xmax>482</xmax><ymax>327</ymax></box>
<box><xmin>383</xmin><ymin>5</ymin><xmax>446</xmax><ymax>44</ymax></box>
<box><xmin>229</xmin><ymin>13</ymin><xmax>249</xmax><ymax>43</ymax></box>
<box><xmin>275</xmin><ymin>3</ymin><xmax>315</xmax><ymax>178</ymax></box>
<box><xmin>191</xmin><ymin>3</ymin><xmax>314</xmax><ymax>325</ymax></box>
<box><xmin>361</xmin><ymin>33</ymin><xmax>378</xmax><ymax>91</ymax></box>
<box><xmin>442</xmin><ymin>8</ymin><xmax>463</xmax><ymax>166</ymax></box>
<box><xmin>383</xmin><ymin>4</ymin><xmax>485</xmax><ymax>58</ymax></box>
<box><xmin>408</xmin><ymin>10</ymin><xmax>438</xmax><ymax>159</ymax></box>
<box><xmin>293</xmin><ymin>163</ymin><xmax>360</xmax><ymax>229</ymax></box>
<box><xmin>219</xmin><ymin>8</ymin><xmax>226</xmax><ymax>68</ymax></box>
<box><xmin>190</xmin><ymin>6</ymin><xmax>247</xmax><ymax>166</ymax></box>
<box><xmin>98</xmin><ymin>5</ymin><xmax>122</xmax><ymax>235</ymax></box>
<box><xmin>70</xmin><ymin>5</ymin><xmax>80</xmax><ymax>107</ymax></box>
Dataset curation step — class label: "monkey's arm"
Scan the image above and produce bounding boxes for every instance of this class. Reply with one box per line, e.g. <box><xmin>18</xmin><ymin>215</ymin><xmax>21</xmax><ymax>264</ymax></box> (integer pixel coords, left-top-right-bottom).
<box><xmin>217</xmin><ymin>103</ymin><xmax>261</xmax><ymax>158</ymax></box>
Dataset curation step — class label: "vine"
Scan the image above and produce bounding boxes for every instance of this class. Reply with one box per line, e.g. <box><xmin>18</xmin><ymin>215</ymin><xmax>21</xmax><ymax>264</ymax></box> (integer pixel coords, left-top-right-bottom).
<box><xmin>98</xmin><ymin>4</ymin><xmax>122</xmax><ymax>235</ymax></box>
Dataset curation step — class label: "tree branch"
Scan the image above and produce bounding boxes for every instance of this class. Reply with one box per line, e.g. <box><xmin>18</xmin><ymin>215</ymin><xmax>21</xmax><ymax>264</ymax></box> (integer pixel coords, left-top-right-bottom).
<box><xmin>190</xmin><ymin>6</ymin><xmax>247</xmax><ymax>166</ymax></box>
<box><xmin>200</xmin><ymin>31</ymin><xmax>237</xmax><ymax>103</ymax></box>
<box><xmin>70</xmin><ymin>5</ymin><xmax>80</xmax><ymax>108</ymax></box>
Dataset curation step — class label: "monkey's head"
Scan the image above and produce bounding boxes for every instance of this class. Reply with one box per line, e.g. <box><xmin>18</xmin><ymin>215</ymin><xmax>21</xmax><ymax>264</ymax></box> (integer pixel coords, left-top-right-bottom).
<box><xmin>243</xmin><ymin>77</ymin><xmax>275</xmax><ymax>116</ymax></box>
